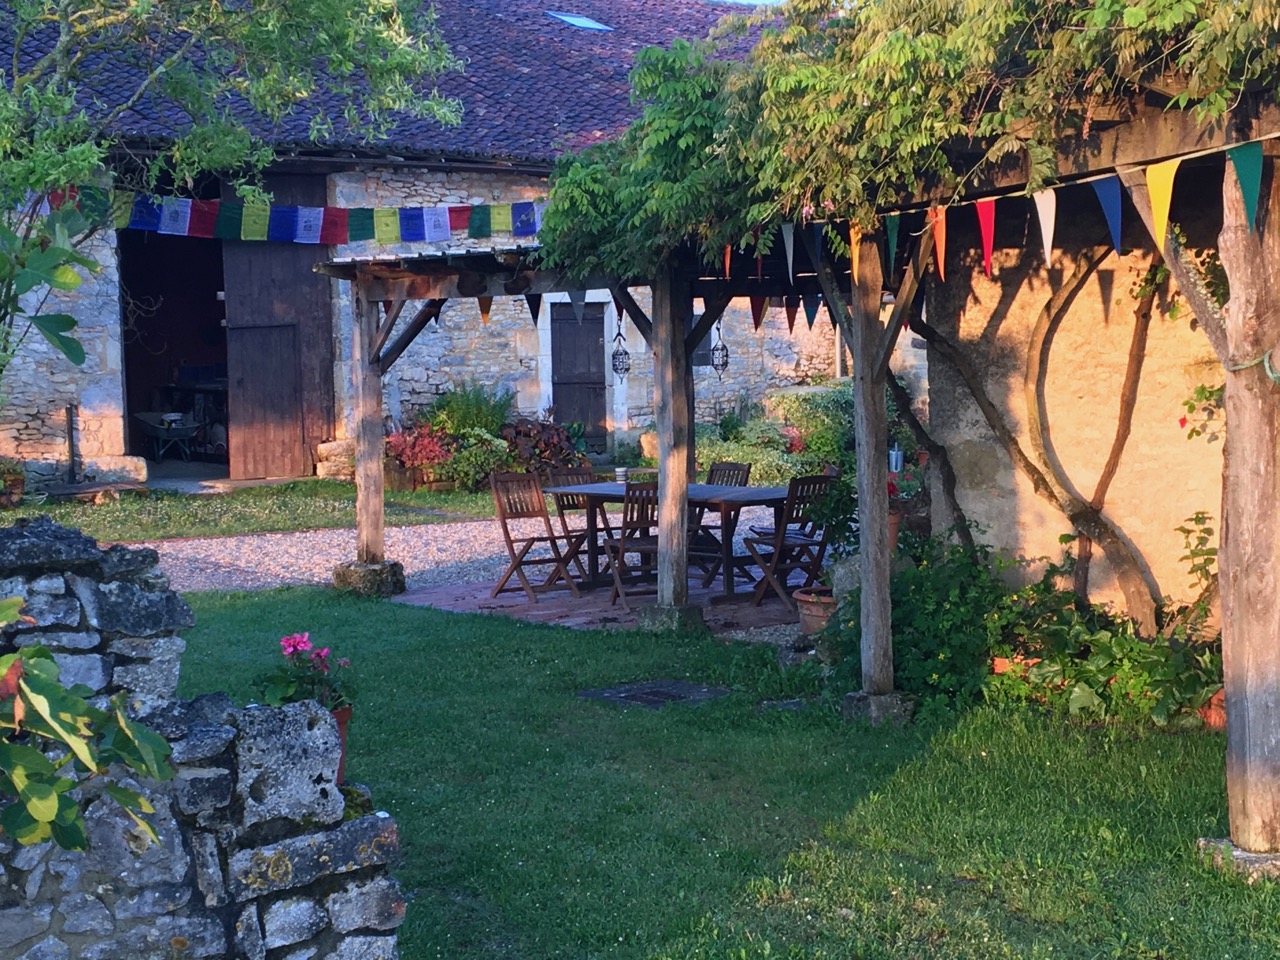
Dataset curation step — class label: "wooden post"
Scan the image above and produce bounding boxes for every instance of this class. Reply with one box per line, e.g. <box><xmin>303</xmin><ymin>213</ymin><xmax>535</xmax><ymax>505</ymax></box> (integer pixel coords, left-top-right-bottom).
<box><xmin>353</xmin><ymin>283</ymin><xmax>386</xmax><ymax>564</ymax></box>
<box><xmin>804</xmin><ymin>230</ymin><xmax>893</xmax><ymax>694</ymax></box>
<box><xmin>1217</xmin><ymin>160</ymin><xmax>1280</xmax><ymax>853</ymax></box>
<box><xmin>652</xmin><ymin>259</ymin><xmax>692</xmax><ymax>607</ymax></box>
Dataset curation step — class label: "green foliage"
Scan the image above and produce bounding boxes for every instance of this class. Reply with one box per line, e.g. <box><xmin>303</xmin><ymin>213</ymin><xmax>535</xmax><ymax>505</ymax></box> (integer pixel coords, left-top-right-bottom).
<box><xmin>769</xmin><ymin>383</ymin><xmax>858</xmax><ymax>477</ymax></box>
<box><xmin>1175</xmin><ymin>511</ymin><xmax>1218</xmax><ymax>593</ymax></box>
<box><xmin>2</xmin><ymin>0</ymin><xmax>460</xmax><ymax>380</ymax></box>
<box><xmin>1181</xmin><ymin>382</ymin><xmax>1225</xmax><ymax>441</ymax></box>
<box><xmin>424</xmin><ymin>382</ymin><xmax>515</xmax><ymax>437</ymax></box>
<box><xmin>437</xmin><ymin>428</ymin><xmax>513</xmax><ymax>492</ymax></box>
<box><xmin>0</xmin><ymin>646</ymin><xmax>174</xmax><ymax>849</ymax></box>
<box><xmin>259</xmin><ymin>632</ymin><xmax>355</xmax><ymax>710</ymax></box>
<box><xmin>611</xmin><ymin>440</ymin><xmax>643</xmax><ymax>468</ymax></box>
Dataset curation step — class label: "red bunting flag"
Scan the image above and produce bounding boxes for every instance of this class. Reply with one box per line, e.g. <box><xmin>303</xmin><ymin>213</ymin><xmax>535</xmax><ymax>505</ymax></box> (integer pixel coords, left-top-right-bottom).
<box><xmin>750</xmin><ymin>296</ymin><xmax>767</xmax><ymax>330</ymax></box>
<box><xmin>723</xmin><ymin>245</ymin><xmax>732</xmax><ymax>279</ymax></box>
<box><xmin>927</xmin><ymin>207</ymin><xmax>947</xmax><ymax>282</ymax></box>
<box><xmin>975</xmin><ymin>199</ymin><xmax>996</xmax><ymax>277</ymax></box>
<box><xmin>478</xmin><ymin>296</ymin><xmax>493</xmax><ymax>325</ymax></box>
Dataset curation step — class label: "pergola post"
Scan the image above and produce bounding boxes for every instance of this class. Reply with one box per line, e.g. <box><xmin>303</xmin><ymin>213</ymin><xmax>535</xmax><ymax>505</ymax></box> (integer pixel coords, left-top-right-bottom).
<box><xmin>651</xmin><ymin>258</ymin><xmax>694</xmax><ymax>611</ymax></box>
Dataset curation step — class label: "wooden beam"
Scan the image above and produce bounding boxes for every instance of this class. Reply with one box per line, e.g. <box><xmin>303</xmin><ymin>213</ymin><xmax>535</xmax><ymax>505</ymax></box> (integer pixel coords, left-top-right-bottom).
<box><xmin>377</xmin><ymin>299</ymin><xmax>447</xmax><ymax>375</ymax></box>
<box><xmin>872</xmin><ymin>230</ymin><xmax>935</xmax><ymax>382</ymax></box>
<box><xmin>352</xmin><ymin>287</ymin><xmax>386</xmax><ymax>565</ymax></box>
<box><xmin>686</xmin><ymin>293</ymin><xmax>731</xmax><ymax>355</ymax></box>
<box><xmin>801</xmin><ymin>227</ymin><xmax>894</xmax><ymax>695</ymax></box>
<box><xmin>652</xmin><ymin>260</ymin><xmax>692</xmax><ymax>608</ymax></box>
<box><xmin>320</xmin><ymin>267</ymin><xmax>619</xmax><ymax>302</ymax></box>
<box><xmin>612</xmin><ymin>285</ymin><xmax>654</xmax><ymax>345</ymax></box>
<box><xmin>372</xmin><ymin>295</ymin><xmax>407</xmax><ymax>363</ymax></box>
<box><xmin>690</xmin><ymin>278</ymin><xmax>829</xmax><ymax>300</ymax></box>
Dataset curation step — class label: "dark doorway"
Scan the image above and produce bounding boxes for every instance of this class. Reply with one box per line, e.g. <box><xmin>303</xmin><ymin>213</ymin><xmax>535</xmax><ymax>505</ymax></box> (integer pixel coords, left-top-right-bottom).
<box><xmin>118</xmin><ymin>231</ymin><xmax>229</xmax><ymax>469</ymax></box>
<box><xmin>550</xmin><ymin>303</ymin><xmax>607</xmax><ymax>451</ymax></box>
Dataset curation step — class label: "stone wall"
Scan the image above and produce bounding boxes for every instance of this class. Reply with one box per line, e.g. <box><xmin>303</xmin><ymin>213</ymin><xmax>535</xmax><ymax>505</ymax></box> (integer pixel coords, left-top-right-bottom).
<box><xmin>924</xmin><ymin>182</ymin><xmax>1223</xmax><ymax>611</ymax></box>
<box><xmin>0</xmin><ymin>518</ymin><xmax>405</xmax><ymax>960</ymax></box>
<box><xmin>0</xmin><ymin>232</ymin><xmax>146</xmax><ymax>489</ymax></box>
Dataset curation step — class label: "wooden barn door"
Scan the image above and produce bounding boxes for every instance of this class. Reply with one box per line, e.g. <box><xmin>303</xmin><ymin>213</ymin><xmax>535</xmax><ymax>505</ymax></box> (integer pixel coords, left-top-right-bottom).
<box><xmin>551</xmin><ymin>303</ymin><xmax>607</xmax><ymax>451</ymax></box>
<box><xmin>222</xmin><ymin>176</ymin><xmax>334</xmax><ymax>479</ymax></box>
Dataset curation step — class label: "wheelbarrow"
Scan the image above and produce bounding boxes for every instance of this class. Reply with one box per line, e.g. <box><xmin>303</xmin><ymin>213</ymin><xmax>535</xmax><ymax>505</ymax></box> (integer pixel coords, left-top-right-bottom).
<box><xmin>134</xmin><ymin>412</ymin><xmax>200</xmax><ymax>462</ymax></box>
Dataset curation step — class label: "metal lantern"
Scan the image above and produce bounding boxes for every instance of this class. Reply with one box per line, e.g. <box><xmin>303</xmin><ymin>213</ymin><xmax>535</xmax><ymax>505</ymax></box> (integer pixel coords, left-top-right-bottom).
<box><xmin>611</xmin><ymin>315</ymin><xmax>631</xmax><ymax>380</ymax></box>
<box><xmin>710</xmin><ymin>320</ymin><xmax>730</xmax><ymax>380</ymax></box>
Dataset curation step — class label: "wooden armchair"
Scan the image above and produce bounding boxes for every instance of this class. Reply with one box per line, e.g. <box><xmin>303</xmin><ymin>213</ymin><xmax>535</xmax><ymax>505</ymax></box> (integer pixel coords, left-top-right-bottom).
<box><xmin>546</xmin><ymin>466</ymin><xmax>613</xmax><ymax>579</ymax></box>
<box><xmin>490</xmin><ymin>472</ymin><xmax>584</xmax><ymax>603</ymax></box>
<box><xmin>602</xmin><ymin>481</ymin><xmax>660</xmax><ymax>611</ymax></box>
<box><xmin>743</xmin><ymin>474</ymin><xmax>834</xmax><ymax>610</ymax></box>
<box><xmin>690</xmin><ymin>461</ymin><xmax>752</xmax><ymax>587</ymax></box>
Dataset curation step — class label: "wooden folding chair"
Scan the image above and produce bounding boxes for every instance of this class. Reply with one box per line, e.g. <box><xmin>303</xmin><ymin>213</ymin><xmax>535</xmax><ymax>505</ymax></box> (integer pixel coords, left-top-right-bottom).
<box><xmin>602</xmin><ymin>481</ymin><xmax>660</xmax><ymax>611</ymax></box>
<box><xmin>690</xmin><ymin>461</ymin><xmax>752</xmax><ymax>587</ymax></box>
<box><xmin>743</xmin><ymin>474</ymin><xmax>834</xmax><ymax>611</ymax></box>
<box><xmin>547</xmin><ymin>466</ymin><xmax>614</xmax><ymax>579</ymax></box>
<box><xmin>490</xmin><ymin>472</ymin><xmax>584</xmax><ymax>603</ymax></box>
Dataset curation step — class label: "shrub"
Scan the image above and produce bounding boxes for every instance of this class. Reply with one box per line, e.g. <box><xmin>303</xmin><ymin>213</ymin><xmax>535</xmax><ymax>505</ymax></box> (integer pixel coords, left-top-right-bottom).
<box><xmin>386</xmin><ymin>422</ymin><xmax>453</xmax><ymax>469</ymax></box>
<box><xmin>439</xmin><ymin>428</ymin><xmax>513</xmax><ymax>491</ymax></box>
<box><xmin>696</xmin><ymin>435</ymin><xmax>798</xmax><ymax>485</ymax></box>
<box><xmin>501</xmin><ymin>418</ymin><xmax>589</xmax><ymax>473</ymax></box>
<box><xmin>425</xmin><ymin>381</ymin><xmax>515</xmax><ymax>436</ymax></box>
<box><xmin>770</xmin><ymin>383</ymin><xmax>857</xmax><ymax>476</ymax></box>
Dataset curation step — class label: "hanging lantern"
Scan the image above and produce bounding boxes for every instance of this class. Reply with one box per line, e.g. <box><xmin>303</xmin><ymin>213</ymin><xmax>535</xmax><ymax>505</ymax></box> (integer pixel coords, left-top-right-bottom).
<box><xmin>710</xmin><ymin>320</ymin><xmax>730</xmax><ymax>380</ymax></box>
<box><xmin>611</xmin><ymin>313</ymin><xmax>631</xmax><ymax>380</ymax></box>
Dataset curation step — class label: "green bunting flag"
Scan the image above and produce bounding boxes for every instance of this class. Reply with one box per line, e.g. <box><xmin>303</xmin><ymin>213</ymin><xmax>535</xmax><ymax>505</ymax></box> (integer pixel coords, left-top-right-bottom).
<box><xmin>1227</xmin><ymin>141</ymin><xmax>1263</xmax><ymax>234</ymax></box>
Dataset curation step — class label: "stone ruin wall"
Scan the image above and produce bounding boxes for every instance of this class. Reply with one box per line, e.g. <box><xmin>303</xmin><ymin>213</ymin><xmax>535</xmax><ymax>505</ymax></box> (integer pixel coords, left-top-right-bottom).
<box><xmin>0</xmin><ymin>517</ymin><xmax>406</xmax><ymax>960</ymax></box>
<box><xmin>924</xmin><ymin>183</ymin><xmax>1223</xmax><ymax>611</ymax></box>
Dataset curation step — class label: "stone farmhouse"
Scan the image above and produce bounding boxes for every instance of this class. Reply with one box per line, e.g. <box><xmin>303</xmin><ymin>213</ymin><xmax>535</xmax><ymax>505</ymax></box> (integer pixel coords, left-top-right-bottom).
<box><xmin>4</xmin><ymin>0</ymin><xmax>844</xmax><ymax>485</ymax></box>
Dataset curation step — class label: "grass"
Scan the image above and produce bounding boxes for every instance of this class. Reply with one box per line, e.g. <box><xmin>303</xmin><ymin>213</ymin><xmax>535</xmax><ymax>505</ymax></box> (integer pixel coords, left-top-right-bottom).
<box><xmin>12</xmin><ymin>479</ymin><xmax>493</xmax><ymax>541</ymax></box>
<box><xmin>180</xmin><ymin>588</ymin><xmax>1278</xmax><ymax>960</ymax></box>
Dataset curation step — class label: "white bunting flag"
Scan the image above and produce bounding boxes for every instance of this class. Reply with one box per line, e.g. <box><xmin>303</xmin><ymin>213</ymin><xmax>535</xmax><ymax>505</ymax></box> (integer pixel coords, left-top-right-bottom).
<box><xmin>781</xmin><ymin>222</ymin><xmax>795</xmax><ymax>284</ymax></box>
<box><xmin>157</xmin><ymin>197</ymin><xmax>192</xmax><ymax>236</ymax></box>
<box><xmin>1033</xmin><ymin>189</ymin><xmax>1056</xmax><ymax>266</ymax></box>
<box><xmin>569</xmin><ymin>289</ymin><xmax>586</xmax><ymax>323</ymax></box>
<box><xmin>424</xmin><ymin>206</ymin><xmax>451</xmax><ymax>242</ymax></box>
<box><xmin>295</xmin><ymin>207</ymin><xmax>324</xmax><ymax>244</ymax></box>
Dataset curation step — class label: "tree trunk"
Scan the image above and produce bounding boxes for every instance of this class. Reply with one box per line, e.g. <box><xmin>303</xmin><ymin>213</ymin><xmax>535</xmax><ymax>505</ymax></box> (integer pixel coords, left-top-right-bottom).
<box><xmin>1217</xmin><ymin>159</ymin><xmax>1280</xmax><ymax>853</ymax></box>
<box><xmin>353</xmin><ymin>288</ymin><xmax>385</xmax><ymax>564</ymax></box>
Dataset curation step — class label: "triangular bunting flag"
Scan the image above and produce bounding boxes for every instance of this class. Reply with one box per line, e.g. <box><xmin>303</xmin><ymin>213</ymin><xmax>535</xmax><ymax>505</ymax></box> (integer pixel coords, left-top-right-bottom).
<box><xmin>1033</xmin><ymin>189</ymin><xmax>1056</xmax><ymax>266</ymax></box>
<box><xmin>1091</xmin><ymin>176</ymin><xmax>1123</xmax><ymax>251</ymax></box>
<box><xmin>802</xmin><ymin>294</ymin><xmax>821</xmax><ymax>330</ymax></box>
<box><xmin>784</xmin><ymin>295</ymin><xmax>799</xmax><ymax>334</ymax></box>
<box><xmin>1145</xmin><ymin>157</ymin><xmax>1181</xmax><ymax>251</ymax></box>
<box><xmin>927</xmin><ymin>207</ymin><xmax>946</xmax><ymax>282</ymax></box>
<box><xmin>723</xmin><ymin>245</ymin><xmax>732</xmax><ymax>279</ymax></box>
<box><xmin>1227</xmin><ymin>141</ymin><xmax>1264</xmax><ymax>234</ymax></box>
<box><xmin>524</xmin><ymin>293</ymin><xmax>542</xmax><ymax>325</ymax></box>
<box><xmin>478</xmin><ymin>296</ymin><xmax>493</xmax><ymax>325</ymax></box>
<box><xmin>157</xmin><ymin>197</ymin><xmax>192</xmax><ymax>236</ymax></box>
<box><xmin>267</xmin><ymin>206</ymin><xmax>299</xmax><ymax>243</ymax></box>
<box><xmin>569</xmin><ymin>289</ymin><xmax>586</xmax><ymax>323</ymax></box>
<box><xmin>781</xmin><ymin>222</ymin><xmax>795</xmax><ymax>284</ymax></box>
<box><xmin>885</xmin><ymin>214</ymin><xmax>900</xmax><ymax>275</ymax></box>
<box><xmin>975</xmin><ymin>199</ymin><xmax>996</xmax><ymax>277</ymax></box>
<box><xmin>849</xmin><ymin>223</ymin><xmax>862</xmax><ymax>286</ymax></box>
<box><xmin>750</xmin><ymin>296</ymin><xmax>767</xmax><ymax>330</ymax></box>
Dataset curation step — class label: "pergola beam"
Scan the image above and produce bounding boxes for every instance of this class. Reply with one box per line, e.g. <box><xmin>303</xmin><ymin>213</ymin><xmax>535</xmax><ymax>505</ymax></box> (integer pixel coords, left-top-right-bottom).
<box><xmin>612</xmin><ymin>285</ymin><xmax>653</xmax><ymax>344</ymax></box>
<box><xmin>377</xmin><ymin>298</ymin><xmax>447</xmax><ymax>375</ymax></box>
<box><xmin>873</xmin><ymin>231</ymin><xmax>934</xmax><ymax>382</ymax></box>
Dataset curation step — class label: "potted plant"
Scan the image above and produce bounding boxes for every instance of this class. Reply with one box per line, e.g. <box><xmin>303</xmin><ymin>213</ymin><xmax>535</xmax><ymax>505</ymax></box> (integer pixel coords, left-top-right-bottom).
<box><xmin>261</xmin><ymin>633</ymin><xmax>356</xmax><ymax>783</ymax></box>
<box><xmin>793</xmin><ymin>583</ymin><xmax>838</xmax><ymax>636</ymax></box>
<box><xmin>0</xmin><ymin>457</ymin><xmax>25</xmax><ymax>507</ymax></box>
<box><xmin>385</xmin><ymin>421</ymin><xmax>454</xmax><ymax>491</ymax></box>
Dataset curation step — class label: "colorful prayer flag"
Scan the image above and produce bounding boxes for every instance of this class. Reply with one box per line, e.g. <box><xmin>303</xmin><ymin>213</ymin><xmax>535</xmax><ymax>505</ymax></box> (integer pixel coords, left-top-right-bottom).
<box><xmin>158</xmin><ymin>197</ymin><xmax>192</xmax><ymax>236</ymax></box>
<box><xmin>347</xmin><ymin>208</ymin><xmax>375</xmax><ymax>242</ymax></box>
<box><xmin>320</xmin><ymin>207</ymin><xmax>349</xmax><ymax>245</ymax></box>
<box><xmin>424</xmin><ymin>207</ymin><xmax>451</xmax><ymax>242</ymax></box>
<box><xmin>111</xmin><ymin>191</ymin><xmax>135</xmax><ymax>229</ymax></box>
<box><xmin>448</xmin><ymin>205</ymin><xmax>472</xmax><ymax>232</ymax></box>
<box><xmin>398</xmin><ymin>208</ymin><xmax>426</xmax><ymax>243</ymax></box>
<box><xmin>188</xmin><ymin>200</ymin><xmax>220</xmax><ymax>238</ymax></box>
<box><xmin>512</xmin><ymin>202</ymin><xmax>537</xmax><ymax>237</ymax></box>
<box><xmin>373</xmin><ymin>208</ymin><xmax>401</xmax><ymax>245</ymax></box>
<box><xmin>267</xmin><ymin>206</ymin><xmax>299</xmax><ymax>243</ymax></box>
<box><xmin>490</xmin><ymin>204</ymin><xmax>513</xmax><ymax>234</ymax></box>
<box><xmin>128</xmin><ymin>195</ymin><xmax>162</xmax><ymax>232</ymax></box>
<box><xmin>975</xmin><ymin>198</ymin><xmax>996</xmax><ymax>277</ymax></box>
<box><xmin>295</xmin><ymin>207</ymin><xmax>324</xmax><ymax>244</ymax></box>
<box><xmin>240</xmin><ymin>204</ymin><xmax>270</xmax><ymax>241</ymax></box>
<box><xmin>213</xmin><ymin>202</ymin><xmax>243</xmax><ymax>240</ymax></box>
<box><xmin>468</xmin><ymin>205</ymin><xmax>492</xmax><ymax>239</ymax></box>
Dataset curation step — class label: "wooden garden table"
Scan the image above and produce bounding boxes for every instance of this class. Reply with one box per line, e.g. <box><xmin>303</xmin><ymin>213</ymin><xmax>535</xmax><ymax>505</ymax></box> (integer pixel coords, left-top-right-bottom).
<box><xmin>541</xmin><ymin>481</ymin><xmax>789</xmax><ymax>599</ymax></box>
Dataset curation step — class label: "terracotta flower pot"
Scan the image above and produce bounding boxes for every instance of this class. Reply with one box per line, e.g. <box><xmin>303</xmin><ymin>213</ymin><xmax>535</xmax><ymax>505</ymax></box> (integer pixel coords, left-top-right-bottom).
<box><xmin>0</xmin><ymin>473</ymin><xmax>24</xmax><ymax>508</ymax></box>
<box><xmin>331</xmin><ymin>705</ymin><xmax>353</xmax><ymax>785</ymax></box>
<box><xmin>887</xmin><ymin>507</ymin><xmax>903</xmax><ymax>554</ymax></box>
<box><xmin>793</xmin><ymin>585</ymin><xmax>838</xmax><ymax>636</ymax></box>
<box><xmin>1199</xmin><ymin>688</ymin><xmax>1226</xmax><ymax>731</ymax></box>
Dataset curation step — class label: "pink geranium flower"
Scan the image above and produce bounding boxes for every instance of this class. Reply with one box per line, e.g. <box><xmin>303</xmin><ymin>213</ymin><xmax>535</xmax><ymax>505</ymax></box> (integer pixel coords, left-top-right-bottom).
<box><xmin>280</xmin><ymin>632</ymin><xmax>312</xmax><ymax>656</ymax></box>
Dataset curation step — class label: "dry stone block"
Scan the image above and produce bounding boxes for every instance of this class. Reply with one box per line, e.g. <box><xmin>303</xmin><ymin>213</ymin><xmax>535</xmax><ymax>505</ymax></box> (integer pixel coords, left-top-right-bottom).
<box><xmin>228</xmin><ymin>814</ymin><xmax>399</xmax><ymax>901</ymax></box>
<box><xmin>29</xmin><ymin>574</ymin><xmax>65</xmax><ymax>594</ymax></box>
<box><xmin>333</xmin><ymin>561</ymin><xmax>406</xmax><ymax>597</ymax></box>
<box><xmin>0</xmin><ymin>903</ymin><xmax>53</xmax><ymax>950</ymax></box>
<box><xmin>107</xmin><ymin>635</ymin><xmax>185</xmax><ymax>659</ymax></box>
<box><xmin>112</xmin><ymin>656</ymin><xmax>181</xmax><ymax>699</ymax></box>
<box><xmin>67</xmin><ymin>574</ymin><xmax>98</xmax><ymax>628</ymax></box>
<box><xmin>79</xmin><ymin>914</ymin><xmax>225</xmax><ymax>960</ymax></box>
<box><xmin>17</xmin><ymin>594</ymin><xmax>82</xmax><ymax>630</ymax></box>
<box><xmin>235</xmin><ymin>905</ymin><xmax>266</xmax><ymax>960</ymax></box>
<box><xmin>174</xmin><ymin>768</ymin><xmax>234</xmax><ymax>815</ymax></box>
<box><xmin>0</xmin><ymin>517</ymin><xmax>101</xmax><ymax>577</ymax></box>
<box><xmin>83</xmin><ymin>790</ymin><xmax>188</xmax><ymax>889</ymax></box>
<box><xmin>171</xmin><ymin>724</ymin><xmax>236</xmax><ymax>764</ymax></box>
<box><xmin>93</xmin><ymin>581</ymin><xmax>194</xmax><ymax>637</ymax></box>
<box><xmin>191</xmin><ymin>831</ymin><xmax>227</xmax><ymax>908</ymax></box>
<box><xmin>98</xmin><ymin>544</ymin><xmax>159</xmax><ymax>581</ymax></box>
<box><xmin>324</xmin><ymin>934</ymin><xmax>400</xmax><ymax>959</ymax></box>
<box><xmin>113</xmin><ymin>883</ymin><xmax>192</xmax><ymax>919</ymax></box>
<box><xmin>264</xmin><ymin>897</ymin><xmax>329</xmax><ymax>948</ymax></box>
<box><xmin>15</xmin><ymin>630</ymin><xmax>100</xmax><ymax>650</ymax></box>
<box><xmin>52</xmin><ymin>653</ymin><xmax>109</xmax><ymax>692</ymax></box>
<box><xmin>236</xmin><ymin>702</ymin><xmax>344</xmax><ymax>829</ymax></box>
<box><xmin>326</xmin><ymin>876</ymin><xmax>406</xmax><ymax>933</ymax></box>
<box><xmin>16</xmin><ymin>936</ymin><xmax>69</xmax><ymax>960</ymax></box>
<box><xmin>58</xmin><ymin>893</ymin><xmax>114</xmax><ymax>935</ymax></box>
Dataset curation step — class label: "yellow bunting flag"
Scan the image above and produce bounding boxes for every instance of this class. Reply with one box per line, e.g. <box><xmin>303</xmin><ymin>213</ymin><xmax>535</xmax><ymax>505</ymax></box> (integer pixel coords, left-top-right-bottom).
<box><xmin>478</xmin><ymin>296</ymin><xmax>493</xmax><ymax>325</ymax></box>
<box><xmin>241</xmin><ymin>204</ymin><xmax>270</xmax><ymax>241</ymax></box>
<box><xmin>849</xmin><ymin>223</ymin><xmax>862</xmax><ymax>286</ymax></box>
<box><xmin>373</xmin><ymin>208</ymin><xmax>401</xmax><ymax>245</ymax></box>
<box><xmin>1145</xmin><ymin>157</ymin><xmax>1182</xmax><ymax>250</ymax></box>
<box><xmin>927</xmin><ymin>208</ymin><xmax>947</xmax><ymax>282</ymax></box>
<box><xmin>490</xmin><ymin>204</ymin><xmax>513</xmax><ymax>234</ymax></box>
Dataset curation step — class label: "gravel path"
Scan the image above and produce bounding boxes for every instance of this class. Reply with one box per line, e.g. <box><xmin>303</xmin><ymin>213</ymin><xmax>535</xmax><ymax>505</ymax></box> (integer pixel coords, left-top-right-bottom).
<box><xmin>143</xmin><ymin>507</ymin><xmax>776</xmax><ymax>593</ymax></box>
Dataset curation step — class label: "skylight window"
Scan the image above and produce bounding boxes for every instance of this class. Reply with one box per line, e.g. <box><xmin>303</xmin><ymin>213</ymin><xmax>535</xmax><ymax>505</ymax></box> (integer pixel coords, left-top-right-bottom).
<box><xmin>547</xmin><ymin>11</ymin><xmax>613</xmax><ymax>30</ymax></box>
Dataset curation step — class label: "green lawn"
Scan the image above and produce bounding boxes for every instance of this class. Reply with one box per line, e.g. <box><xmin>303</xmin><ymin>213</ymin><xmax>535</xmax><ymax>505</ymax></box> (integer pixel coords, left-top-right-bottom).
<box><xmin>13</xmin><ymin>479</ymin><xmax>493</xmax><ymax>542</ymax></box>
<box><xmin>181</xmin><ymin>589</ymin><xmax>1276</xmax><ymax>960</ymax></box>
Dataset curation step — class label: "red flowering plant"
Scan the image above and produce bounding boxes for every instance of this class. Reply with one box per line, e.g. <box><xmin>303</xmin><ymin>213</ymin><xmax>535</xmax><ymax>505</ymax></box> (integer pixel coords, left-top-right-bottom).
<box><xmin>261</xmin><ymin>633</ymin><xmax>355</xmax><ymax>710</ymax></box>
<box><xmin>385</xmin><ymin>422</ymin><xmax>453</xmax><ymax>470</ymax></box>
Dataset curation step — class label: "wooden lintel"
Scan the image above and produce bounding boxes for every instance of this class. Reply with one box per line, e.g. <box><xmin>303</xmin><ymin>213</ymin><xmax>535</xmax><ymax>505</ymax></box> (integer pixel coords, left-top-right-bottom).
<box><xmin>321</xmin><ymin>267</ymin><xmax>618</xmax><ymax>302</ymax></box>
<box><xmin>872</xmin><ymin>231</ymin><xmax>935</xmax><ymax>382</ymax></box>
<box><xmin>377</xmin><ymin>299</ymin><xmax>447</xmax><ymax>375</ymax></box>
<box><xmin>612</xmin><ymin>285</ymin><xmax>654</xmax><ymax>344</ymax></box>
<box><xmin>686</xmin><ymin>294</ymin><xmax>731</xmax><ymax>354</ymax></box>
